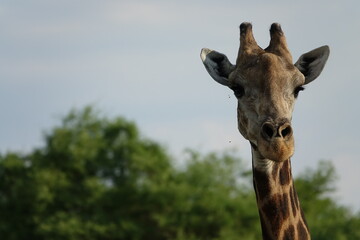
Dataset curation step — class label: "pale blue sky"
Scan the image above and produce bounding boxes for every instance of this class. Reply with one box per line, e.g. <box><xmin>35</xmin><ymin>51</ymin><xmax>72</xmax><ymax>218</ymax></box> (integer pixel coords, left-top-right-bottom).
<box><xmin>1</xmin><ymin>1</ymin><xmax>359</xmax><ymax>210</ymax></box>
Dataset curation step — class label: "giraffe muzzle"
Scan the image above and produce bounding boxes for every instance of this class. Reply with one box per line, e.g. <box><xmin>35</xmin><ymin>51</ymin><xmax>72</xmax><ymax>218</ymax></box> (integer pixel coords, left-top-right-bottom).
<box><xmin>261</xmin><ymin>120</ymin><xmax>293</xmax><ymax>140</ymax></box>
<box><xmin>257</xmin><ymin>120</ymin><xmax>294</xmax><ymax>162</ymax></box>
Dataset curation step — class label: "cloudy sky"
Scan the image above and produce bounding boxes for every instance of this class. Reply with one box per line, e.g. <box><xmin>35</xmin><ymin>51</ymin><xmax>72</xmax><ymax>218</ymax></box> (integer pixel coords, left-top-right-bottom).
<box><xmin>1</xmin><ymin>1</ymin><xmax>359</xmax><ymax>210</ymax></box>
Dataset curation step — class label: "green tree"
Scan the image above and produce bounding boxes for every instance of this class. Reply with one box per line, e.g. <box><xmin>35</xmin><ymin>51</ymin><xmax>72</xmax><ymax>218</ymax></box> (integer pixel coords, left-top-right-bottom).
<box><xmin>0</xmin><ymin>106</ymin><xmax>359</xmax><ymax>239</ymax></box>
<box><xmin>0</xmin><ymin>153</ymin><xmax>38</xmax><ymax>240</ymax></box>
<box><xmin>0</xmin><ymin>107</ymin><xmax>175</xmax><ymax>240</ymax></box>
<box><xmin>150</xmin><ymin>150</ymin><xmax>261</xmax><ymax>240</ymax></box>
<box><xmin>296</xmin><ymin>161</ymin><xmax>360</xmax><ymax>239</ymax></box>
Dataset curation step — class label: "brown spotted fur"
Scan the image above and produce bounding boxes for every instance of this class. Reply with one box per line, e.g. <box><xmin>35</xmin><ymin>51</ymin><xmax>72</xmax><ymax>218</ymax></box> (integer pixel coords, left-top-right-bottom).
<box><xmin>253</xmin><ymin>159</ymin><xmax>310</xmax><ymax>239</ymax></box>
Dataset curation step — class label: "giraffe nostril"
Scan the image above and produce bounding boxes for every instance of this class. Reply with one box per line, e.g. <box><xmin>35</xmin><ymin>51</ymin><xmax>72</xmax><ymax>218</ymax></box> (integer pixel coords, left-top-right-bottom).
<box><xmin>279</xmin><ymin>124</ymin><xmax>293</xmax><ymax>138</ymax></box>
<box><xmin>261</xmin><ymin>122</ymin><xmax>275</xmax><ymax>139</ymax></box>
<box><xmin>281</xmin><ymin>126</ymin><xmax>292</xmax><ymax>138</ymax></box>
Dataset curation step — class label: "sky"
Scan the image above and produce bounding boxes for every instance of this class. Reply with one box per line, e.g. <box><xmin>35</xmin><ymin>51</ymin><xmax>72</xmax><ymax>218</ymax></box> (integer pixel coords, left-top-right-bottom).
<box><xmin>1</xmin><ymin>1</ymin><xmax>359</xmax><ymax>211</ymax></box>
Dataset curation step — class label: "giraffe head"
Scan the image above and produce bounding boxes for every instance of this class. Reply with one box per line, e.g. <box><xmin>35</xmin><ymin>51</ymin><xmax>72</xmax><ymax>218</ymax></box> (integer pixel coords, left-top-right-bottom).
<box><xmin>201</xmin><ymin>23</ymin><xmax>329</xmax><ymax>162</ymax></box>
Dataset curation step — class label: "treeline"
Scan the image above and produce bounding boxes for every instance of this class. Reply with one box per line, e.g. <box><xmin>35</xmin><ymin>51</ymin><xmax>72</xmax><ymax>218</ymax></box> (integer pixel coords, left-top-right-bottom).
<box><xmin>0</xmin><ymin>107</ymin><xmax>359</xmax><ymax>240</ymax></box>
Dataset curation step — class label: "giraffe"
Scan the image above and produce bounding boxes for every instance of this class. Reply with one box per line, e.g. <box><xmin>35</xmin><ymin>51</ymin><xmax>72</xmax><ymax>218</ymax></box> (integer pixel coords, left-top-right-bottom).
<box><xmin>200</xmin><ymin>22</ymin><xmax>329</xmax><ymax>239</ymax></box>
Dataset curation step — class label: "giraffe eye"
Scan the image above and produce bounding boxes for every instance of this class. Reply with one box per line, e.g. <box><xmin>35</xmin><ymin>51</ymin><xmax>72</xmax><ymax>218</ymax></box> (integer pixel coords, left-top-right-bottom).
<box><xmin>294</xmin><ymin>86</ymin><xmax>305</xmax><ymax>98</ymax></box>
<box><xmin>232</xmin><ymin>84</ymin><xmax>245</xmax><ymax>98</ymax></box>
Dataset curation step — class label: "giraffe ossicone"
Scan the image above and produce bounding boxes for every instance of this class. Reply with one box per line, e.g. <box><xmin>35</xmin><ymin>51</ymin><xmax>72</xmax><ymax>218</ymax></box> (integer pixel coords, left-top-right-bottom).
<box><xmin>201</xmin><ymin>22</ymin><xmax>329</xmax><ymax>240</ymax></box>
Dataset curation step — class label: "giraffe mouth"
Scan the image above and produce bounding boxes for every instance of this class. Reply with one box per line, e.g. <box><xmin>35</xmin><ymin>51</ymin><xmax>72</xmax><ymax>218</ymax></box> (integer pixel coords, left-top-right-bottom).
<box><xmin>251</xmin><ymin>138</ymin><xmax>294</xmax><ymax>162</ymax></box>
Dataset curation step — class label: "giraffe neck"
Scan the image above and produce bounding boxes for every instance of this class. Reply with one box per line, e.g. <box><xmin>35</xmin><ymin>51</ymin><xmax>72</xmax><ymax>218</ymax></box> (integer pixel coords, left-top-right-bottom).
<box><xmin>251</xmin><ymin>147</ymin><xmax>311</xmax><ymax>240</ymax></box>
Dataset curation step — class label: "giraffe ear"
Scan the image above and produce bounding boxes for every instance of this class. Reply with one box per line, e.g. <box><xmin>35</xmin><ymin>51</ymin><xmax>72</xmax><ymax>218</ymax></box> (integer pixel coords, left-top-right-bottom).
<box><xmin>200</xmin><ymin>48</ymin><xmax>235</xmax><ymax>86</ymax></box>
<box><xmin>295</xmin><ymin>45</ymin><xmax>330</xmax><ymax>84</ymax></box>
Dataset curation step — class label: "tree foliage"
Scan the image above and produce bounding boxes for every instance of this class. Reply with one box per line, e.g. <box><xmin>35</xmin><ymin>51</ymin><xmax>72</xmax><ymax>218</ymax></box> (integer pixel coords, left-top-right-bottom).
<box><xmin>0</xmin><ymin>107</ymin><xmax>359</xmax><ymax>239</ymax></box>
